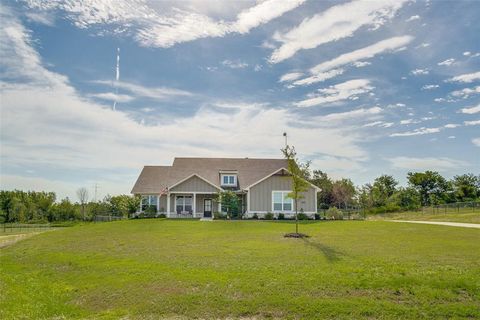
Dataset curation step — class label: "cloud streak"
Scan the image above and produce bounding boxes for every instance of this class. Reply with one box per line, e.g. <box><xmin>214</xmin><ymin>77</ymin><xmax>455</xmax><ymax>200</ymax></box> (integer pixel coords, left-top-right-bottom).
<box><xmin>269</xmin><ymin>0</ymin><xmax>408</xmax><ymax>63</ymax></box>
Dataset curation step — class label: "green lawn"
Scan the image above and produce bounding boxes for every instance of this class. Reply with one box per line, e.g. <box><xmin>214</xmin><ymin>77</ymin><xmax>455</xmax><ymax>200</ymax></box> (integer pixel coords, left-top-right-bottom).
<box><xmin>371</xmin><ymin>209</ymin><xmax>480</xmax><ymax>224</ymax></box>
<box><xmin>1</xmin><ymin>220</ymin><xmax>479</xmax><ymax>319</ymax></box>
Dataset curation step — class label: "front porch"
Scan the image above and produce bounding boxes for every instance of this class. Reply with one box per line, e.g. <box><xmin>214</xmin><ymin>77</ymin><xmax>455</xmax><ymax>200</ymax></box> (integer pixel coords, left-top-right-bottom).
<box><xmin>139</xmin><ymin>192</ymin><xmax>220</xmax><ymax>219</ymax></box>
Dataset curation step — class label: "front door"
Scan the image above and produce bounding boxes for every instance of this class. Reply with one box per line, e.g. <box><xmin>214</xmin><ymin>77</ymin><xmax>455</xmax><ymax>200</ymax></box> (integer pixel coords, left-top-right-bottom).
<box><xmin>204</xmin><ymin>199</ymin><xmax>212</xmax><ymax>218</ymax></box>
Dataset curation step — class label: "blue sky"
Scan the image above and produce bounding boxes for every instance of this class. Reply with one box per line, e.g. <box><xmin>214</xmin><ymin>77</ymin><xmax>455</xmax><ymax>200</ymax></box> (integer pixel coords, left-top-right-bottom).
<box><xmin>1</xmin><ymin>0</ymin><xmax>479</xmax><ymax>200</ymax></box>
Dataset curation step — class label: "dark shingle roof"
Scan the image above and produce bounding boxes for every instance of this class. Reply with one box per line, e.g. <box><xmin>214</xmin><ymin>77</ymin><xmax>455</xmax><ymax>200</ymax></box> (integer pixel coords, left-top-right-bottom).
<box><xmin>131</xmin><ymin>157</ymin><xmax>288</xmax><ymax>194</ymax></box>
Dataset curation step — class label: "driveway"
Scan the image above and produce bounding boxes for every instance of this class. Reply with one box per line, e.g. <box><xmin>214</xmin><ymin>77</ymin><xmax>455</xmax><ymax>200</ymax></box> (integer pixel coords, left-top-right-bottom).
<box><xmin>389</xmin><ymin>220</ymin><xmax>480</xmax><ymax>229</ymax></box>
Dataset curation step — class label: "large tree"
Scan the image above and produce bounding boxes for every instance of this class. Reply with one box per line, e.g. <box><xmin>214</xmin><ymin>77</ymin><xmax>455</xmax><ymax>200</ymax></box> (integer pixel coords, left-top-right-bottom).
<box><xmin>452</xmin><ymin>174</ymin><xmax>479</xmax><ymax>202</ymax></box>
<box><xmin>281</xmin><ymin>145</ymin><xmax>311</xmax><ymax>235</ymax></box>
<box><xmin>331</xmin><ymin>179</ymin><xmax>356</xmax><ymax>209</ymax></box>
<box><xmin>310</xmin><ymin>170</ymin><xmax>334</xmax><ymax>209</ymax></box>
<box><xmin>407</xmin><ymin>171</ymin><xmax>449</xmax><ymax>206</ymax></box>
<box><xmin>372</xmin><ymin>175</ymin><xmax>398</xmax><ymax>206</ymax></box>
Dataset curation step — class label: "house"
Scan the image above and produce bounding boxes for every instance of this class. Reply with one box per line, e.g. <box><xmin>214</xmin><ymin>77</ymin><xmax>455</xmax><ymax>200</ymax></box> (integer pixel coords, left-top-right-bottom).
<box><xmin>131</xmin><ymin>157</ymin><xmax>320</xmax><ymax>219</ymax></box>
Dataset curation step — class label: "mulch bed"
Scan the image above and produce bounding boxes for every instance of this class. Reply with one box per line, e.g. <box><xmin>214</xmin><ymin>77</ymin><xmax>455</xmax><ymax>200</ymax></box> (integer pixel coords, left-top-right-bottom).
<box><xmin>284</xmin><ymin>232</ymin><xmax>310</xmax><ymax>238</ymax></box>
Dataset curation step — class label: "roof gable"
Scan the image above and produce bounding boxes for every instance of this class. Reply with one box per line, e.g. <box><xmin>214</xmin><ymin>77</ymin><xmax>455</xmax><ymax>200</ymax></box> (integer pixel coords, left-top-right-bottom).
<box><xmin>131</xmin><ymin>158</ymin><xmax>289</xmax><ymax>194</ymax></box>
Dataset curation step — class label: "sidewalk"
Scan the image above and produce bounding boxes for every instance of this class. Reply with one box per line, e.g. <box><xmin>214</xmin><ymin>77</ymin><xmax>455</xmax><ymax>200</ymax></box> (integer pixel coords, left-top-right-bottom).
<box><xmin>389</xmin><ymin>220</ymin><xmax>480</xmax><ymax>229</ymax></box>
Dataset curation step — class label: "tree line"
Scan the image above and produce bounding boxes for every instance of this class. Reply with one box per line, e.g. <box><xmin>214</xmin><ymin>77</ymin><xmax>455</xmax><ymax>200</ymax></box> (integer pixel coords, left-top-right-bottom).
<box><xmin>0</xmin><ymin>189</ymin><xmax>139</xmax><ymax>223</ymax></box>
<box><xmin>308</xmin><ymin>171</ymin><xmax>479</xmax><ymax>213</ymax></box>
<box><xmin>1</xmin><ymin>171</ymin><xmax>478</xmax><ymax>223</ymax></box>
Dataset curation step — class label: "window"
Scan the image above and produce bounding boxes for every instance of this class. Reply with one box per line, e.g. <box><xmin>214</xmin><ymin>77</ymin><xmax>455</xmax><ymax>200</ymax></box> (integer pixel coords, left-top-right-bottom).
<box><xmin>221</xmin><ymin>174</ymin><xmax>237</xmax><ymax>186</ymax></box>
<box><xmin>272</xmin><ymin>191</ymin><xmax>293</xmax><ymax>212</ymax></box>
<box><xmin>176</xmin><ymin>196</ymin><xmax>193</xmax><ymax>214</ymax></box>
<box><xmin>141</xmin><ymin>195</ymin><xmax>158</xmax><ymax>211</ymax></box>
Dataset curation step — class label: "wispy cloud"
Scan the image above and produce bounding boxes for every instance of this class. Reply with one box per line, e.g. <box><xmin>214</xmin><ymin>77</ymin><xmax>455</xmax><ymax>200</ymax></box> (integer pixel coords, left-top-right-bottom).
<box><xmin>279</xmin><ymin>72</ymin><xmax>304</xmax><ymax>82</ymax></box>
<box><xmin>410</xmin><ymin>68</ymin><xmax>429</xmax><ymax>76</ymax></box>
<box><xmin>450</xmin><ymin>86</ymin><xmax>480</xmax><ymax>99</ymax></box>
<box><xmin>448</xmin><ymin>71</ymin><xmax>480</xmax><ymax>83</ymax></box>
<box><xmin>284</xmin><ymin>35</ymin><xmax>413</xmax><ymax>86</ymax></box>
<box><xmin>269</xmin><ymin>0</ymin><xmax>408</xmax><ymax>63</ymax></box>
<box><xmin>93</xmin><ymin>80</ymin><xmax>193</xmax><ymax>100</ymax></box>
<box><xmin>389</xmin><ymin>156</ymin><xmax>467</xmax><ymax>170</ymax></box>
<box><xmin>464</xmin><ymin>120</ymin><xmax>480</xmax><ymax>126</ymax></box>
<box><xmin>90</xmin><ymin>92</ymin><xmax>134</xmax><ymax>103</ymax></box>
<box><xmin>437</xmin><ymin>58</ymin><xmax>455</xmax><ymax>66</ymax></box>
<box><xmin>24</xmin><ymin>0</ymin><xmax>306</xmax><ymax>48</ymax></box>
<box><xmin>406</xmin><ymin>15</ymin><xmax>420</xmax><ymax>22</ymax></box>
<box><xmin>422</xmin><ymin>84</ymin><xmax>439</xmax><ymax>90</ymax></box>
<box><xmin>221</xmin><ymin>59</ymin><xmax>249</xmax><ymax>69</ymax></box>
<box><xmin>296</xmin><ymin>79</ymin><xmax>374</xmax><ymax>107</ymax></box>
<box><xmin>390</xmin><ymin>127</ymin><xmax>441</xmax><ymax>137</ymax></box>
<box><xmin>460</xmin><ymin>104</ymin><xmax>480</xmax><ymax>114</ymax></box>
<box><xmin>473</xmin><ymin>138</ymin><xmax>480</xmax><ymax>147</ymax></box>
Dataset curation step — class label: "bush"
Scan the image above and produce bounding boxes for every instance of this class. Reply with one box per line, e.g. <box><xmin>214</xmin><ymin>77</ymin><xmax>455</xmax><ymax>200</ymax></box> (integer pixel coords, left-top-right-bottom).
<box><xmin>264</xmin><ymin>212</ymin><xmax>274</xmax><ymax>220</ymax></box>
<box><xmin>314</xmin><ymin>213</ymin><xmax>320</xmax><ymax>220</ymax></box>
<box><xmin>157</xmin><ymin>213</ymin><xmax>166</xmax><ymax>218</ymax></box>
<box><xmin>277</xmin><ymin>213</ymin><xmax>285</xmax><ymax>220</ymax></box>
<box><xmin>297</xmin><ymin>213</ymin><xmax>309</xmax><ymax>220</ymax></box>
<box><xmin>252</xmin><ymin>213</ymin><xmax>258</xmax><ymax>220</ymax></box>
<box><xmin>145</xmin><ymin>211</ymin><xmax>157</xmax><ymax>218</ymax></box>
<box><xmin>214</xmin><ymin>211</ymin><xmax>226</xmax><ymax>219</ymax></box>
<box><xmin>326</xmin><ymin>207</ymin><xmax>343</xmax><ymax>220</ymax></box>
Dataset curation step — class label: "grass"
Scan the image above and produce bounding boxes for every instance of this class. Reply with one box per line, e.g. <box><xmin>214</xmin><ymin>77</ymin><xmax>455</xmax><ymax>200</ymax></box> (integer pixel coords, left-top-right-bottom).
<box><xmin>371</xmin><ymin>208</ymin><xmax>480</xmax><ymax>224</ymax></box>
<box><xmin>1</xmin><ymin>220</ymin><xmax>479</xmax><ymax>319</ymax></box>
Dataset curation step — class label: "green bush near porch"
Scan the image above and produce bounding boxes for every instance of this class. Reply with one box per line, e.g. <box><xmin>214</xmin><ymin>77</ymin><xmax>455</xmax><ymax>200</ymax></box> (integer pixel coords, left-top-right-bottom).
<box><xmin>1</xmin><ymin>220</ymin><xmax>479</xmax><ymax>319</ymax></box>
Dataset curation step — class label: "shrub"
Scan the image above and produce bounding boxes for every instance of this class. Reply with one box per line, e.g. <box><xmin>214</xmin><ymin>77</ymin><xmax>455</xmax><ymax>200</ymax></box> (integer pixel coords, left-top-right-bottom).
<box><xmin>264</xmin><ymin>212</ymin><xmax>274</xmax><ymax>220</ymax></box>
<box><xmin>144</xmin><ymin>205</ymin><xmax>157</xmax><ymax>215</ymax></box>
<box><xmin>277</xmin><ymin>213</ymin><xmax>285</xmax><ymax>220</ymax></box>
<box><xmin>314</xmin><ymin>213</ymin><xmax>321</xmax><ymax>220</ymax></box>
<box><xmin>297</xmin><ymin>213</ymin><xmax>309</xmax><ymax>220</ymax></box>
<box><xmin>252</xmin><ymin>213</ymin><xmax>258</xmax><ymax>220</ymax></box>
<box><xmin>213</xmin><ymin>211</ymin><xmax>226</xmax><ymax>219</ymax></box>
<box><xmin>157</xmin><ymin>213</ymin><xmax>166</xmax><ymax>218</ymax></box>
<box><xmin>326</xmin><ymin>207</ymin><xmax>343</xmax><ymax>220</ymax></box>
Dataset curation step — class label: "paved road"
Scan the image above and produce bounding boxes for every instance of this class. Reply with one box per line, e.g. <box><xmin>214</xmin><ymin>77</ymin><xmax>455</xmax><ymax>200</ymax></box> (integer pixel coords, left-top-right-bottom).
<box><xmin>389</xmin><ymin>220</ymin><xmax>480</xmax><ymax>229</ymax></box>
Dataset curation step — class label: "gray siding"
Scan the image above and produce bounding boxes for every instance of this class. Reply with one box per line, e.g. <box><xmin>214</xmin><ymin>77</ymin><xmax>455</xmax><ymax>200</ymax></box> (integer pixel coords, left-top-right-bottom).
<box><xmin>168</xmin><ymin>194</ymin><xmax>219</xmax><ymax>215</ymax></box>
<box><xmin>249</xmin><ymin>175</ymin><xmax>316</xmax><ymax>213</ymax></box>
<box><xmin>170</xmin><ymin>175</ymin><xmax>219</xmax><ymax>193</ymax></box>
<box><xmin>159</xmin><ymin>195</ymin><xmax>167</xmax><ymax>212</ymax></box>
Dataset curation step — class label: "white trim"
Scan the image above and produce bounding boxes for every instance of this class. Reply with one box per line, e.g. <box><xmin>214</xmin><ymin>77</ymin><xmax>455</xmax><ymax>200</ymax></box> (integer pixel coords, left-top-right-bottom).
<box><xmin>271</xmin><ymin>190</ymin><xmax>294</xmax><ymax>213</ymax></box>
<box><xmin>245</xmin><ymin>167</ymin><xmax>321</xmax><ymax>192</ymax></box>
<box><xmin>246</xmin><ymin>191</ymin><xmax>250</xmax><ymax>213</ymax></box>
<box><xmin>314</xmin><ymin>190</ymin><xmax>318</xmax><ymax>214</ymax></box>
<box><xmin>220</xmin><ymin>174</ymin><xmax>237</xmax><ymax>187</ymax></box>
<box><xmin>168</xmin><ymin>191</ymin><xmax>218</xmax><ymax>194</ymax></box>
<box><xmin>168</xmin><ymin>173</ymin><xmax>223</xmax><ymax>191</ymax></box>
<box><xmin>193</xmin><ymin>193</ymin><xmax>196</xmax><ymax>217</ymax></box>
<box><xmin>166</xmin><ymin>193</ymin><xmax>171</xmax><ymax>217</ymax></box>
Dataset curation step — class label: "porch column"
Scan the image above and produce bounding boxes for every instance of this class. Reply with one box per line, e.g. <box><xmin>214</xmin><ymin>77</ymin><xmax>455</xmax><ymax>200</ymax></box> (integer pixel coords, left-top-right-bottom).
<box><xmin>166</xmin><ymin>193</ymin><xmax>171</xmax><ymax>217</ymax></box>
<box><xmin>218</xmin><ymin>200</ymin><xmax>221</xmax><ymax>213</ymax></box>
<box><xmin>192</xmin><ymin>193</ymin><xmax>196</xmax><ymax>218</ymax></box>
<box><xmin>157</xmin><ymin>195</ymin><xmax>160</xmax><ymax>213</ymax></box>
<box><xmin>246</xmin><ymin>190</ymin><xmax>250</xmax><ymax>214</ymax></box>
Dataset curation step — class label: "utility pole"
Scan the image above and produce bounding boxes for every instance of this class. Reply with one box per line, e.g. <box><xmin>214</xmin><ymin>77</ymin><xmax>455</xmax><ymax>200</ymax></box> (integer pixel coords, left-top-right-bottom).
<box><xmin>283</xmin><ymin>132</ymin><xmax>288</xmax><ymax>148</ymax></box>
<box><xmin>94</xmin><ymin>183</ymin><xmax>99</xmax><ymax>202</ymax></box>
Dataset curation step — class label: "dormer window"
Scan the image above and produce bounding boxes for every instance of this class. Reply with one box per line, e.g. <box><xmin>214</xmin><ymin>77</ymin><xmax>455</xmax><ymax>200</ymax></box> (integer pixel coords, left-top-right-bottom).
<box><xmin>221</xmin><ymin>174</ymin><xmax>237</xmax><ymax>186</ymax></box>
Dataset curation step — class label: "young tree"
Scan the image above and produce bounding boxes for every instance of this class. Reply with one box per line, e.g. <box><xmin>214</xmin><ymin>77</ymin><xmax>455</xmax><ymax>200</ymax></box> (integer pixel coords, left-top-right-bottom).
<box><xmin>216</xmin><ymin>190</ymin><xmax>239</xmax><ymax>219</ymax></box>
<box><xmin>281</xmin><ymin>145</ymin><xmax>311</xmax><ymax>235</ymax></box>
<box><xmin>76</xmin><ymin>187</ymin><xmax>89</xmax><ymax>220</ymax></box>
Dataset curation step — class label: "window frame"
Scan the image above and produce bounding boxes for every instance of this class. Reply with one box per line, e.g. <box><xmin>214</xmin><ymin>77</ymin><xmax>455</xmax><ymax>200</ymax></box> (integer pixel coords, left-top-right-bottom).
<box><xmin>141</xmin><ymin>195</ymin><xmax>158</xmax><ymax>211</ymax></box>
<box><xmin>271</xmin><ymin>191</ymin><xmax>294</xmax><ymax>212</ymax></box>
<box><xmin>220</xmin><ymin>174</ymin><xmax>237</xmax><ymax>186</ymax></box>
<box><xmin>175</xmin><ymin>195</ymin><xmax>193</xmax><ymax>214</ymax></box>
